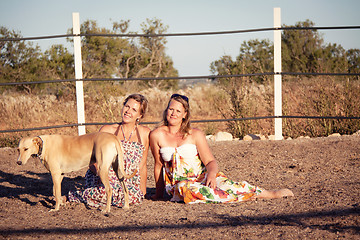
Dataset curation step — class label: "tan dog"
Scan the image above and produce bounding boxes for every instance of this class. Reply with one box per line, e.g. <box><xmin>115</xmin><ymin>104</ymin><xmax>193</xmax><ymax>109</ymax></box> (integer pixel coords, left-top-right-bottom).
<box><xmin>17</xmin><ymin>132</ymin><xmax>137</xmax><ymax>213</ymax></box>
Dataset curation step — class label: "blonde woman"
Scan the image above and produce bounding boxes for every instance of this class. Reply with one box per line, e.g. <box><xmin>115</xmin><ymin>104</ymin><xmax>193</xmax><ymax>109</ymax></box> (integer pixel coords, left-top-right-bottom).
<box><xmin>150</xmin><ymin>93</ymin><xmax>294</xmax><ymax>203</ymax></box>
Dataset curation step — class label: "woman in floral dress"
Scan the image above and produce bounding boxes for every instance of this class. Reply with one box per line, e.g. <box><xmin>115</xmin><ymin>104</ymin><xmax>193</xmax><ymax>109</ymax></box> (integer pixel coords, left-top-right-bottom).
<box><xmin>150</xmin><ymin>94</ymin><xmax>294</xmax><ymax>203</ymax></box>
<box><xmin>67</xmin><ymin>94</ymin><xmax>150</xmax><ymax>209</ymax></box>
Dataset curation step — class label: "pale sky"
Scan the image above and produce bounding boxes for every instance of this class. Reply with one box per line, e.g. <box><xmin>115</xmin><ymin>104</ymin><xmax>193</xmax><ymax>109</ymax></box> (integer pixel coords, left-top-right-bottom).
<box><xmin>1</xmin><ymin>0</ymin><xmax>359</xmax><ymax>76</ymax></box>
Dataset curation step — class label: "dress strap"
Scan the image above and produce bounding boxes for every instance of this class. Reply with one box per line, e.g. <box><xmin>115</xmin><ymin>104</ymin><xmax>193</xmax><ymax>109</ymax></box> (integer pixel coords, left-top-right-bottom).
<box><xmin>121</xmin><ymin>124</ymin><xmax>136</xmax><ymax>142</ymax></box>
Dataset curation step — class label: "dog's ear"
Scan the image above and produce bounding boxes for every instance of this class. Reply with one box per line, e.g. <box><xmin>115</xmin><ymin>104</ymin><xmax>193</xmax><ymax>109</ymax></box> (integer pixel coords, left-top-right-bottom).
<box><xmin>32</xmin><ymin>137</ymin><xmax>42</xmax><ymax>147</ymax></box>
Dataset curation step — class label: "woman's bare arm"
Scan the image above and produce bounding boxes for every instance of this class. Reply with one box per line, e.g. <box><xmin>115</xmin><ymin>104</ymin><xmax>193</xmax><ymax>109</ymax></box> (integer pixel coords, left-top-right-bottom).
<box><xmin>193</xmin><ymin>129</ymin><xmax>219</xmax><ymax>189</ymax></box>
<box><xmin>150</xmin><ymin>129</ymin><xmax>165</xmax><ymax>199</ymax></box>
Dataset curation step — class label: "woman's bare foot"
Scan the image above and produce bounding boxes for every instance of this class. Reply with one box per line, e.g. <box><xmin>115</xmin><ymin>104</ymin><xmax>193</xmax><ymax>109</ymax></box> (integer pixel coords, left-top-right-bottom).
<box><xmin>274</xmin><ymin>188</ymin><xmax>294</xmax><ymax>198</ymax></box>
<box><xmin>256</xmin><ymin>188</ymin><xmax>294</xmax><ymax>199</ymax></box>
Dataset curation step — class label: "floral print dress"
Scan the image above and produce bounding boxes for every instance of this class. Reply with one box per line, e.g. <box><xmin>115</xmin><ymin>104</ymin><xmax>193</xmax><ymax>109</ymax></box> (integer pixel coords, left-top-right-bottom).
<box><xmin>68</xmin><ymin>140</ymin><xmax>144</xmax><ymax>208</ymax></box>
<box><xmin>160</xmin><ymin>144</ymin><xmax>263</xmax><ymax>204</ymax></box>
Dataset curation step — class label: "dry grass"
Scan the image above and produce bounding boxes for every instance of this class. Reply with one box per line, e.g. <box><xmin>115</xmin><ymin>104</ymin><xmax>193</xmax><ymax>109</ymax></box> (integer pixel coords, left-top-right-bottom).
<box><xmin>1</xmin><ymin>77</ymin><xmax>359</xmax><ymax>147</ymax></box>
<box><xmin>282</xmin><ymin>77</ymin><xmax>360</xmax><ymax>138</ymax></box>
<box><xmin>0</xmin><ymin>84</ymin><xmax>225</xmax><ymax>146</ymax></box>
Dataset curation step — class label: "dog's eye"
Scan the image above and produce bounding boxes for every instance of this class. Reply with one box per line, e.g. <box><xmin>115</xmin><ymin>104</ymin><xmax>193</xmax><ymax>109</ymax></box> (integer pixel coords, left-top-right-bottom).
<box><xmin>24</xmin><ymin>148</ymin><xmax>28</xmax><ymax>151</ymax></box>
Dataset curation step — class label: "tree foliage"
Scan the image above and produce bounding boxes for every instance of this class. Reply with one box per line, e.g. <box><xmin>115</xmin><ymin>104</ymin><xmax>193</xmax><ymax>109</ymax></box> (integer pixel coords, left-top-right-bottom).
<box><xmin>281</xmin><ymin>20</ymin><xmax>324</xmax><ymax>73</ymax></box>
<box><xmin>1</xmin><ymin>18</ymin><xmax>178</xmax><ymax>94</ymax></box>
<box><xmin>211</xmin><ymin>19</ymin><xmax>360</xmax><ymax>83</ymax></box>
<box><xmin>71</xmin><ymin>18</ymin><xmax>178</xmax><ymax>90</ymax></box>
<box><xmin>210</xmin><ymin>39</ymin><xmax>273</xmax><ymax>85</ymax></box>
<box><xmin>2</xmin><ymin>19</ymin><xmax>359</xmax><ymax>95</ymax></box>
<box><xmin>1</xmin><ymin>27</ymin><xmax>46</xmax><ymax>93</ymax></box>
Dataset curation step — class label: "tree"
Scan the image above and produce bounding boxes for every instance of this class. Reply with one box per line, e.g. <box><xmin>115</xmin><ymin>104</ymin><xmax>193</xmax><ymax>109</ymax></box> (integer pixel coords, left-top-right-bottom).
<box><xmin>72</xmin><ymin>18</ymin><xmax>178</xmax><ymax>90</ymax></box>
<box><xmin>76</xmin><ymin>20</ymin><xmax>131</xmax><ymax>79</ymax></box>
<box><xmin>42</xmin><ymin>44</ymin><xmax>75</xmax><ymax>97</ymax></box>
<box><xmin>320</xmin><ymin>43</ymin><xmax>347</xmax><ymax>73</ymax></box>
<box><xmin>0</xmin><ymin>26</ymin><xmax>46</xmax><ymax>93</ymax></box>
<box><xmin>211</xmin><ymin>19</ymin><xmax>360</xmax><ymax>78</ymax></box>
<box><xmin>117</xmin><ymin>18</ymin><xmax>178</xmax><ymax>89</ymax></box>
<box><xmin>347</xmin><ymin>48</ymin><xmax>360</xmax><ymax>76</ymax></box>
<box><xmin>210</xmin><ymin>39</ymin><xmax>273</xmax><ymax>84</ymax></box>
<box><xmin>282</xmin><ymin>20</ymin><xmax>324</xmax><ymax>73</ymax></box>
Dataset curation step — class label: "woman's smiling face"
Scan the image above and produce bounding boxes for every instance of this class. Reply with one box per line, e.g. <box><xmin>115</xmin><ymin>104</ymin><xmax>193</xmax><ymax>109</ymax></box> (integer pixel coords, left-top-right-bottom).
<box><xmin>166</xmin><ymin>99</ymin><xmax>187</xmax><ymax>126</ymax></box>
<box><xmin>122</xmin><ymin>98</ymin><xmax>142</xmax><ymax>123</ymax></box>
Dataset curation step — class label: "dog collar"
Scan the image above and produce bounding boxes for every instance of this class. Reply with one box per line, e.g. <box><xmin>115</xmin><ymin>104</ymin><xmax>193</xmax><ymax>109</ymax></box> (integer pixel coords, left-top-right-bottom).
<box><xmin>36</xmin><ymin>136</ymin><xmax>44</xmax><ymax>158</ymax></box>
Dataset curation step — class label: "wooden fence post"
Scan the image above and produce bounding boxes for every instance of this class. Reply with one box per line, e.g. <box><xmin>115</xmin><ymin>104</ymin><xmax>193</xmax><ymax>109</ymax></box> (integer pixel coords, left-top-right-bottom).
<box><xmin>274</xmin><ymin>7</ymin><xmax>283</xmax><ymax>140</ymax></box>
<box><xmin>72</xmin><ymin>12</ymin><xmax>86</xmax><ymax>135</ymax></box>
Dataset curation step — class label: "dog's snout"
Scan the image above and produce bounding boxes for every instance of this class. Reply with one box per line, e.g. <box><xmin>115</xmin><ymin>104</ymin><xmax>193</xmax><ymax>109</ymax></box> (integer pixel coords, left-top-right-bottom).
<box><xmin>17</xmin><ymin>161</ymin><xmax>22</xmax><ymax>165</ymax></box>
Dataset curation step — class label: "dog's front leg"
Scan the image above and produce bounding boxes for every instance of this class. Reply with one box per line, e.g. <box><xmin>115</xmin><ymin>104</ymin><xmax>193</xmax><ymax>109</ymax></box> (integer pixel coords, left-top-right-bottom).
<box><xmin>50</xmin><ymin>172</ymin><xmax>63</xmax><ymax>212</ymax></box>
<box><xmin>52</xmin><ymin>174</ymin><xmax>64</xmax><ymax>199</ymax></box>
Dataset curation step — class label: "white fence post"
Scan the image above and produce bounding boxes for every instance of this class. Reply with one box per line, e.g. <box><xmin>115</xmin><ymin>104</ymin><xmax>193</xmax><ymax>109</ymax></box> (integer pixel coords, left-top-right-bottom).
<box><xmin>72</xmin><ymin>12</ymin><xmax>86</xmax><ymax>136</ymax></box>
<box><xmin>274</xmin><ymin>7</ymin><xmax>283</xmax><ymax>140</ymax></box>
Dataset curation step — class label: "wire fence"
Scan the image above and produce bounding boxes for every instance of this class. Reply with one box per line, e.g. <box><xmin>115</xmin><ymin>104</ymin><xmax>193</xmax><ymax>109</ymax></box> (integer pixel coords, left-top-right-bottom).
<box><xmin>1</xmin><ymin>72</ymin><xmax>360</xmax><ymax>87</ymax></box>
<box><xmin>1</xmin><ymin>116</ymin><xmax>359</xmax><ymax>134</ymax></box>
<box><xmin>1</xmin><ymin>25</ymin><xmax>359</xmax><ymax>41</ymax></box>
<box><xmin>1</xmin><ymin>23</ymin><xmax>360</xmax><ymax>134</ymax></box>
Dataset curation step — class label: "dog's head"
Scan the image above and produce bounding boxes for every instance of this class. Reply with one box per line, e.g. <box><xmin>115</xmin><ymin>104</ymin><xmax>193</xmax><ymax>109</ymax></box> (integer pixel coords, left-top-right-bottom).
<box><xmin>17</xmin><ymin>136</ymin><xmax>42</xmax><ymax>165</ymax></box>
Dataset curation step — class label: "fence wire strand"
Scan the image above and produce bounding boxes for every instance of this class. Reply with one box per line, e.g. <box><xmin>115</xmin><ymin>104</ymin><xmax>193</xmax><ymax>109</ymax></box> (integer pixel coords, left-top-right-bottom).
<box><xmin>1</xmin><ymin>116</ymin><xmax>359</xmax><ymax>133</ymax></box>
<box><xmin>1</xmin><ymin>26</ymin><xmax>360</xmax><ymax>41</ymax></box>
<box><xmin>1</xmin><ymin>72</ymin><xmax>360</xmax><ymax>86</ymax></box>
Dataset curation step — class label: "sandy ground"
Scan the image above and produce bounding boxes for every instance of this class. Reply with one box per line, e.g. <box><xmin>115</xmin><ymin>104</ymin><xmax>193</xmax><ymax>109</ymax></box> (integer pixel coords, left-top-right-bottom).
<box><xmin>0</xmin><ymin>135</ymin><xmax>359</xmax><ymax>239</ymax></box>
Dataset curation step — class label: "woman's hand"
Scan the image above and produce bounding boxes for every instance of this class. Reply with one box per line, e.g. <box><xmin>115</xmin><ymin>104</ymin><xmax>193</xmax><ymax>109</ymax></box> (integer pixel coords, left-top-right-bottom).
<box><xmin>204</xmin><ymin>160</ymin><xmax>218</xmax><ymax>189</ymax></box>
<box><xmin>205</xmin><ymin>172</ymin><xmax>217</xmax><ymax>189</ymax></box>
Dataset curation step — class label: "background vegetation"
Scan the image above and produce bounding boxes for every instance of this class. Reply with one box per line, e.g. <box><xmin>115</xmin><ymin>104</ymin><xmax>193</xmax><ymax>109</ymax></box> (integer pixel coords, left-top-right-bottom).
<box><xmin>1</xmin><ymin>19</ymin><xmax>359</xmax><ymax>147</ymax></box>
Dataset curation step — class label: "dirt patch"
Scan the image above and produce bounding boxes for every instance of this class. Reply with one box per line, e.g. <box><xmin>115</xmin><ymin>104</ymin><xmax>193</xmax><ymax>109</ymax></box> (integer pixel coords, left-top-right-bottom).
<box><xmin>1</xmin><ymin>135</ymin><xmax>359</xmax><ymax>239</ymax></box>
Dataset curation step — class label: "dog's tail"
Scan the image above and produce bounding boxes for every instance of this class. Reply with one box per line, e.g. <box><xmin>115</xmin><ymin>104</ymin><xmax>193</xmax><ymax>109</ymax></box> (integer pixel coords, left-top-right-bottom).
<box><xmin>115</xmin><ymin>139</ymin><xmax>138</xmax><ymax>179</ymax></box>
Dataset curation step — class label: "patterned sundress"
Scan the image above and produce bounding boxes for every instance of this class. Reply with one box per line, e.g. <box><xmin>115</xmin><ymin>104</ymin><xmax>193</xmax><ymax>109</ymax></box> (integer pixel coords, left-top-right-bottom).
<box><xmin>160</xmin><ymin>144</ymin><xmax>263</xmax><ymax>204</ymax></box>
<box><xmin>68</xmin><ymin>140</ymin><xmax>145</xmax><ymax>208</ymax></box>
